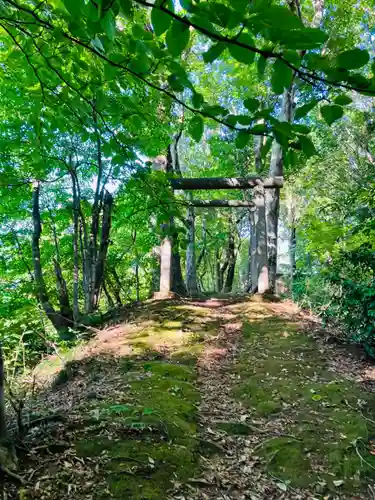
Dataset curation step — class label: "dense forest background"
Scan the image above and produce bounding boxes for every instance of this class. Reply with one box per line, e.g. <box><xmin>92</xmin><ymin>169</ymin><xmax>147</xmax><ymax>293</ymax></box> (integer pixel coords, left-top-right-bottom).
<box><xmin>0</xmin><ymin>0</ymin><xmax>374</xmax><ymax>374</ymax></box>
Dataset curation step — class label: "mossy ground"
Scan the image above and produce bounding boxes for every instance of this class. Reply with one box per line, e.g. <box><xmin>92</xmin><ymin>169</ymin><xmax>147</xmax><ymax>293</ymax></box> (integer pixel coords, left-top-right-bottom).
<box><xmin>26</xmin><ymin>301</ymin><xmax>218</xmax><ymax>500</ymax></box>
<box><xmin>15</xmin><ymin>297</ymin><xmax>375</xmax><ymax>499</ymax></box>
<box><xmin>233</xmin><ymin>302</ymin><xmax>375</xmax><ymax>495</ymax></box>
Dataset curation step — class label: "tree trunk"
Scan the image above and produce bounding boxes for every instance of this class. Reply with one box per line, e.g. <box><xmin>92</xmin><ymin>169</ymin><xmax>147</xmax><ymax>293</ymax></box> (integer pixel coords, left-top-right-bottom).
<box><xmin>135</xmin><ymin>263</ymin><xmax>140</xmax><ymax>301</ymax></box>
<box><xmin>32</xmin><ymin>183</ymin><xmax>68</xmax><ymax>335</ymax></box>
<box><xmin>265</xmin><ymin>0</ymin><xmax>323</xmax><ymax>292</ymax></box>
<box><xmin>215</xmin><ymin>248</ymin><xmax>222</xmax><ymax>292</ymax></box>
<box><xmin>171</xmin><ymin>228</ymin><xmax>187</xmax><ymax>295</ymax></box>
<box><xmin>92</xmin><ymin>191</ymin><xmax>113</xmax><ymax>310</ymax></box>
<box><xmin>186</xmin><ymin>192</ymin><xmax>198</xmax><ymax>296</ymax></box>
<box><xmin>288</xmin><ymin>200</ymin><xmax>297</xmax><ymax>291</ymax></box>
<box><xmin>86</xmin><ymin>114</ymin><xmax>104</xmax><ymax>313</ymax></box>
<box><xmin>253</xmin><ymin>186</ymin><xmax>268</xmax><ymax>293</ymax></box>
<box><xmin>223</xmin><ymin>245</ymin><xmax>236</xmax><ymax>293</ymax></box>
<box><xmin>166</xmin><ymin>138</ymin><xmax>186</xmax><ymax>296</ymax></box>
<box><xmin>222</xmin><ymin>216</ymin><xmax>236</xmax><ymax>293</ymax></box>
<box><xmin>102</xmin><ymin>280</ymin><xmax>115</xmax><ymax>308</ymax></box>
<box><xmin>70</xmin><ymin>168</ymin><xmax>80</xmax><ymax>323</ymax></box>
<box><xmin>160</xmin><ymin>228</ymin><xmax>172</xmax><ymax>295</ymax></box>
<box><xmin>53</xmin><ymin>258</ymin><xmax>73</xmax><ymax>324</ymax></box>
<box><xmin>266</xmin><ymin>86</ymin><xmax>294</xmax><ymax>292</ymax></box>
<box><xmin>248</xmin><ymin>209</ymin><xmax>257</xmax><ymax>292</ymax></box>
<box><xmin>107</xmin><ymin>270</ymin><xmax>123</xmax><ymax>305</ymax></box>
<box><xmin>0</xmin><ymin>343</ymin><xmax>6</xmax><ymax>443</ymax></box>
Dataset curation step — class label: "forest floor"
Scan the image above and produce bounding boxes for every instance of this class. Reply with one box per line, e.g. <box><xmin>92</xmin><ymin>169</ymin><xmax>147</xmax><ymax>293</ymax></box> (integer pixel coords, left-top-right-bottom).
<box><xmin>5</xmin><ymin>296</ymin><xmax>375</xmax><ymax>499</ymax></box>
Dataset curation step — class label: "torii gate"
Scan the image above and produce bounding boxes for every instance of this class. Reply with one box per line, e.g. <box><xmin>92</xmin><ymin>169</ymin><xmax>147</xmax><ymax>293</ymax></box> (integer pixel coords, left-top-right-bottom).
<box><xmin>156</xmin><ymin>175</ymin><xmax>283</xmax><ymax>297</ymax></box>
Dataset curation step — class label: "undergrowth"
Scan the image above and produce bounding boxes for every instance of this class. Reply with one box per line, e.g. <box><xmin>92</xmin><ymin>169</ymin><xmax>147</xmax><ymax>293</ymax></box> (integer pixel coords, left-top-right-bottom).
<box><xmin>234</xmin><ymin>305</ymin><xmax>375</xmax><ymax>495</ymax></box>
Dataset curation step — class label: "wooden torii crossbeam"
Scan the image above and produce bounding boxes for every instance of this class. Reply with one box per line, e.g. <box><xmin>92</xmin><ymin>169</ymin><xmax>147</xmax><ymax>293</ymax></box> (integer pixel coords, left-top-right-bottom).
<box><xmin>171</xmin><ymin>176</ymin><xmax>283</xmax><ymax>190</ymax></box>
<box><xmin>189</xmin><ymin>200</ymin><xmax>254</xmax><ymax>207</ymax></box>
<box><xmin>156</xmin><ymin>176</ymin><xmax>282</xmax><ymax>298</ymax></box>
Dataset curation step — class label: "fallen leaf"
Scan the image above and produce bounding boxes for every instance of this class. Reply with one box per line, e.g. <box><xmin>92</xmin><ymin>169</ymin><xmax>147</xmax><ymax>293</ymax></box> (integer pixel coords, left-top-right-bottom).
<box><xmin>333</xmin><ymin>479</ymin><xmax>344</xmax><ymax>487</ymax></box>
<box><xmin>276</xmin><ymin>482</ymin><xmax>288</xmax><ymax>491</ymax></box>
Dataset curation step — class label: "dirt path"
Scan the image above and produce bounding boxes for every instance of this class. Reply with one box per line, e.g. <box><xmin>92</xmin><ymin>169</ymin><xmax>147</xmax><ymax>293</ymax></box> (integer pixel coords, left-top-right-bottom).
<box><xmin>183</xmin><ymin>299</ymin><xmax>375</xmax><ymax>500</ymax></box>
<box><xmin>184</xmin><ymin>300</ymin><xmax>297</xmax><ymax>500</ymax></box>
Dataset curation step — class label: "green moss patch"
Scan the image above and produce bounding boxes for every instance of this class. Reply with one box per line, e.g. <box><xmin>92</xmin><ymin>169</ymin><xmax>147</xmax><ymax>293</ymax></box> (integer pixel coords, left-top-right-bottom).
<box><xmin>234</xmin><ymin>308</ymin><xmax>375</xmax><ymax>494</ymax></box>
<box><xmin>75</xmin><ymin>359</ymin><xmax>199</xmax><ymax>499</ymax></box>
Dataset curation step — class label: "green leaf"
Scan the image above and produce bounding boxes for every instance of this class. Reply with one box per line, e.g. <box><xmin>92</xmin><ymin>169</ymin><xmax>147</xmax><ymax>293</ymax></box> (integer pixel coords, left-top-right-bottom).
<box><xmin>292</xmin><ymin>124</ymin><xmax>310</xmax><ymax>135</ymax></box>
<box><xmin>151</xmin><ymin>7</ymin><xmax>172</xmax><ymax>36</ymax></box>
<box><xmin>236</xmin><ymin>130</ymin><xmax>250</xmax><ymax>149</ymax></box>
<box><xmin>190</xmin><ymin>15</ymin><xmax>220</xmax><ymax>38</ymax></box>
<box><xmin>337</xmin><ymin>49</ymin><xmax>370</xmax><ymax>70</ymax></box>
<box><xmin>192</xmin><ymin>93</ymin><xmax>204</xmax><ymax>108</ymax></box>
<box><xmin>203</xmin><ymin>105</ymin><xmax>227</xmax><ymax>117</ymax></box>
<box><xmin>132</xmin><ymin>23</ymin><xmax>153</xmax><ymax>40</ymax></box>
<box><xmin>345</xmin><ymin>73</ymin><xmax>371</xmax><ymax>90</ymax></box>
<box><xmin>189</xmin><ymin>115</ymin><xmax>204</xmax><ymax>142</ymax></box>
<box><xmin>321</xmin><ymin>105</ymin><xmax>344</xmax><ymax>126</ymax></box>
<box><xmin>273</xmin><ymin>122</ymin><xmax>294</xmax><ymax>147</ymax></box>
<box><xmin>226</xmin><ymin>115</ymin><xmax>239</xmax><ymax>126</ymax></box>
<box><xmin>259</xmin><ymin>5</ymin><xmax>303</xmax><ymax>30</ymax></box>
<box><xmin>282</xmin><ymin>27</ymin><xmax>327</xmax><ymax>50</ymax></box>
<box><xmin>243</xmin><ymin>98</ymin><xmax>259</xmax><ymax>112</ymax></box>
<box><xmin>166</xmin><ymin>21</ymin><xmax>190</xmax><ymax>57</ymax></box>
<box><xmin>203</xmin><ymin>43</ymin><xmax>226</xmax><ymax>63</ymax></box>
<box><xmin>129</xmin><ymin>54</ymin><xmax>151</xmax><ymax>74</ymax></box>
<box><xmin>228</xmin><ymin>34</ymin><xmax>255</xmax><ymax>65</ymax></box>
<box><xmin>236</xmin><ymin>115</ymin><xmax>253</xmax><ymax>126</ymax></box>
<box><xmin>271</xmin><ymin>59</ymin><xmax>292</xmax><ymax>95</ymax></box>
<box><xmin>299</xmin><ymin>135</ymin><xmax>317</xmax><ymax>157</ymax></box>
<box><xmin>167</xmin><ymin>74</ymin><xmax>185</xmax><ymax>91</ymax></box>
<box><xmin>334</xmin><ymin>94</ymin><xmax>352</xmax><ymax>106</ymax></box>
<box><xmin>231</xmin><ymin>0</ymin><xmax>249</xmax><ymax>13</ymax></box>
<box><xmin>63</xmin><ymin>0</ymin><xmax>85</xmax><ymax>19</ymax></box>
<box><xmin>143</xmin><ymin>408</ymin><xmax>154</xmax><ymax>415</ymax></box>
<box><xmin>101</xmin><ymin>10</ymin><xmax>116</xmax><ymax>41</ymax></box>
<box><xmin>118</xmin><ymin>0</ymin><xmax>132</xmax><ymax>17</ymax></box>
<box><xmin>205</xmin><ymin>3</ymin><xmax>233</xmax><ymax>28</ymax></box>
<box><xmin>294</xmin><ymin>99</ymin><xmax>319</xmax><ymax>119</ymax></box>
<box><xmin>180</xmin><ymin>0</ymin><xmax>193</xmax><ymax>11</ymax></box>
<box><xmin>250</xmin><ymin>123</ymin><xmax>267</xmax><ymax>134</ymax></box>
<box><xmin>283</xmin><ymin>50</ymin><xmax>301</xmax><ymax>68</ymax></box>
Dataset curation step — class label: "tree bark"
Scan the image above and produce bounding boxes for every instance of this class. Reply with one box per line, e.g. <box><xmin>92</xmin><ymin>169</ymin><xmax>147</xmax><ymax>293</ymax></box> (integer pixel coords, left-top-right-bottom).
<box><xmin>265</xmin><ymin>0</ymin><xmax>324</xmax><ymax>292</ymax></box>
<box><xmin>0</xmin><ymin>343</ymin><xmax>5</xmax><ymax>443</ymax></box>
<box><xmin>186</xmin><ymin>192</ymin><xmax>198</xmax><ymax>296</ymax></box>
<box><xmin>70</xmin><ymin>167</ymin><xmax>80</xmax><ymax>323</ymax></box>
<box><xmin>135</xmin><ymin>263</ymin><xmax>140</xmax><ymax>301</ymax></box>
<box><xmin>159</xmin><ymin>228</ymin><xmax>172</xmax><ymax>295</ymax></box>
<box><xmin>48</xmin><ymin>206</ymin><xmax>74</xmax><ymax>326</ymax></box>
<box><xmin>171</xmin><ymin>227</ymin><xmax>187</xmax><ymax>295</ymax></box>
<box><xmin>92</xmin><ymin>191</ymin><xmax>113</xmax><ymax>310</ymax></box>
<box><xmin>86</xmin><ymin>112</ymin><xmax>104</xmax><ymax>313</ymax></box>
<box><xmin>223</xmin><ymin>235</ymin><xmax>236</xmax><ymax>293</ymax></box>
<box><xmin>266</xmin><ymin>86</ymin><xmax>294</xmax><ymax>292</ymax></box>
<box><xmin>32</xmin><ymin>182</ymin><xmax>68</xmax><ymax>334</ymax></box>
<box><xmin>102</xmin><ymin>280</ymin><xmax>114</xmax><ymax>308</ymax></box>
<box><xmin>252</xmin><ymin>187</ymin><xmax>268</xmax><ymax>293</ymax></box>
<box><xmin>172</xmin><ymin>176</ymin><xmax>283</xmax><ymax>190</ymax></box>
<box><xmin>215</xmin><ymin>248</ymin><xmax>222</xmax><ymax>292</ymax></box>
<box><xmin>107</xmin><ymin>270</ymin><xmax>123</xmax><ymax>305</ymax></box>
<box><xmin>53</xmin><ymin>258</ymin><xmax>73</xmax><ymax>324</ymax></box>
